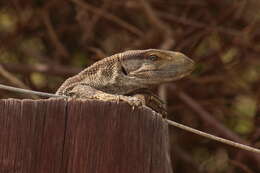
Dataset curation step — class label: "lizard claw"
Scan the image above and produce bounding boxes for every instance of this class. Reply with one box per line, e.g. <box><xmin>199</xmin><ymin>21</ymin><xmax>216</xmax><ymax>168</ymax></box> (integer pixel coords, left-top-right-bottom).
<box><xmin>116</xmin><ymin>95</ymin><xmax>120</xmax><ymax>104</ymax></box>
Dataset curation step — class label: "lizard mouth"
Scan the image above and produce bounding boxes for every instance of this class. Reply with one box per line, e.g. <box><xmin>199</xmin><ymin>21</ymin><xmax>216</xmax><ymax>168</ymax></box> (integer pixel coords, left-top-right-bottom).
<box><xmin>130</xmin><ymin>70</ymin><xmax>193</xmax><ymax>83</ymax></box>
<box><xmin>133</xmin><ymin>67</ymin><xmax>194</xmax><ymax>78</ymax></box>
<box><xmin>130</xmin><ymin>62</ymin><xmax>195</xmax><ymax>83</ymax></box>
<box><xmin>133</xmin><ymin>57</ymin><xmax>195</xmax><ymax>77</ymax></box>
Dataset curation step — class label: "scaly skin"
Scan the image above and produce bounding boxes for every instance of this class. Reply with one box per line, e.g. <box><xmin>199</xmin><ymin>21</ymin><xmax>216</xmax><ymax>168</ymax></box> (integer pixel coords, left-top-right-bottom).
<box><xmin>56</xmin><ymin>49</ymin><xmax>195</xmax><ymax>115</ymax></box>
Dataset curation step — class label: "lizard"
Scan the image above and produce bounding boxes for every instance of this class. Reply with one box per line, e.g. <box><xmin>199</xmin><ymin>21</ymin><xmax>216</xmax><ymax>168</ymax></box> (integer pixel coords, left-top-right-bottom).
<box><xmin>55</xmin><ymin>49</ymin><xmax>195</xmax><ymax>116</ymax></box>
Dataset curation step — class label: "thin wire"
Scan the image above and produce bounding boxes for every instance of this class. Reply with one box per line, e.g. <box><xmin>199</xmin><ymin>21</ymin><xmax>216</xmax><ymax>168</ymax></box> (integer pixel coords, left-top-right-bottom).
<box><xmin>0</xmin><ymin>84</ymin><xmax>67</xmax><ymax>98</ymax></box>
<box><xmin>166</xmin><ymin>119</ymin><xmax>260</xmax><ymax>154</ymax></box>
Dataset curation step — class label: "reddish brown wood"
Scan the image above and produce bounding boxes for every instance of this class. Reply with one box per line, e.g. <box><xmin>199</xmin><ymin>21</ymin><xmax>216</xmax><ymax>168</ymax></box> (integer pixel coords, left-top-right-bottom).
<box><xmin>0</xmin><ymin>99</ymin><xmax>173</xmax><ymax>173</ymax></box>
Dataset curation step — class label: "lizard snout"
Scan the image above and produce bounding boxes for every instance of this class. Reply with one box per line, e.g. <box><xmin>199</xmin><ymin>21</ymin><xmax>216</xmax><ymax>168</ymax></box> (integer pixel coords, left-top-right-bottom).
<box><xmin>183</xmin><ymin>56</ymin><xmax>195</xmax><ymax>73</ymax></box>
<box><xmin>170</xmin><ymin>52</ymin><xmax>195</xmax><ymax>76</ymax></box>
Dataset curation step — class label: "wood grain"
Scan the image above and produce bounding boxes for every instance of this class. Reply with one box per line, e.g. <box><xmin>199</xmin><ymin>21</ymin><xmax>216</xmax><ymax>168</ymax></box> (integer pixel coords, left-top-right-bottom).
<box><xmin>0</xmin><ymin>99</ymin><xmax>172</xmax><ymax>173</ymax></box>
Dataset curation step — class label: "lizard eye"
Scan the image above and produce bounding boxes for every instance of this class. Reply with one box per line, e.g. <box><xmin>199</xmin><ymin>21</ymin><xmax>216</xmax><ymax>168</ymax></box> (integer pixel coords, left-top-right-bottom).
<box><xmin>148</xmin><ymin>55</ymin><xmax>158</xmax><ymax>61</ymax></box>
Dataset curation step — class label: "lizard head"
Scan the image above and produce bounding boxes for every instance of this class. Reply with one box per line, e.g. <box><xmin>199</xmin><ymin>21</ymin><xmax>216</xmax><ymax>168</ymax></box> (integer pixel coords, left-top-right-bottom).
<box><xmin>119</xmin><ymin>49</ymin><xmax>195</xmax><ymax>86</ymax></box>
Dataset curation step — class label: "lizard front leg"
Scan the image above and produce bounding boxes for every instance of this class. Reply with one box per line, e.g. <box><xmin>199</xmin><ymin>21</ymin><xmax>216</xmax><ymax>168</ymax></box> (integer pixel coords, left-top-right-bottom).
<box><xmin>129</xmin><ymin>90</ymin><xmax>167</xmax><ymax>117</ymax></box>
<box><xmin>67</xmin><ymin>84</ymin><xmax>144</xmax><ymax>107</ymax></box>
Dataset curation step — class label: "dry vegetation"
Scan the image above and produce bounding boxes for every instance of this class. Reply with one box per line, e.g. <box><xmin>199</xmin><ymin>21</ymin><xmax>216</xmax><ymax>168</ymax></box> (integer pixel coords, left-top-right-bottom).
<box><xmin>0</xmin><ymin>0</ymin><xmax>260</xmax><ymax>172</ymax></box>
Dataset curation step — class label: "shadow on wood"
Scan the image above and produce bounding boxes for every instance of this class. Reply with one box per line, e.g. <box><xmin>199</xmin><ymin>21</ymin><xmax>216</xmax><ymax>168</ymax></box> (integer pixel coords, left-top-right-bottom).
<box><xmin>0</xmin><ymin>99</ymin><xmax>172</xmax><ymax>173</ymax></box>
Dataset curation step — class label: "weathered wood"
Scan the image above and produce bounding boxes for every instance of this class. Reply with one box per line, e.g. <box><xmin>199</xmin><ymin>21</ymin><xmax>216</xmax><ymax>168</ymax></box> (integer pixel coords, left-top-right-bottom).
<box><xmin>0</xmin><ymin>99</ymin><xmax>172</xmax><ymax>173</ymax></box>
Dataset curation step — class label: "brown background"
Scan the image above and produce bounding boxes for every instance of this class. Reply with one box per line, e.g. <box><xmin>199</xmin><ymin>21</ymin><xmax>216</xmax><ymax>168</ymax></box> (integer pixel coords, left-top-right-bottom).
<box><xmin>0</xmin><ymin>0</ymin><xmax>260</xmax><ymax>172</ymax></box>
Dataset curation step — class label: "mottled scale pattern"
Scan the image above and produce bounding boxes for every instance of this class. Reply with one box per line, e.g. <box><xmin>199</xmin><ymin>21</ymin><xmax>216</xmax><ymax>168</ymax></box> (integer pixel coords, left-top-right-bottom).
<box><xmin>56</xmin><ymin>50</ymin><xmax>150</xmax><ymax>96</ymax></box>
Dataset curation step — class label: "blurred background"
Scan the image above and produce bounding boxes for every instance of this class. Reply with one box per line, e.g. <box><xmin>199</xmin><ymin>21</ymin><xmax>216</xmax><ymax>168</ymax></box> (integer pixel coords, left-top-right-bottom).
<box><xmin>0</xmin><ymin>0</ymin><xmax>260</xmax><ymax>172</ymax></box>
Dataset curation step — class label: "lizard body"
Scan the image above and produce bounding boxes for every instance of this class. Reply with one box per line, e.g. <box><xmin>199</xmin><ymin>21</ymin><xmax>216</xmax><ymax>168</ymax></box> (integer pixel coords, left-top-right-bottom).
<box><xmin>56</xmin><ymin>49</ymin><xmax>195</xmax><ymax>115</ymax></box>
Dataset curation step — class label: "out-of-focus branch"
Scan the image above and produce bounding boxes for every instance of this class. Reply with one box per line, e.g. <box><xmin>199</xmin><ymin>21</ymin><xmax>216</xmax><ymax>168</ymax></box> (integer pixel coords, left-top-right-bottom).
<box><xmin>75</xmin><ymin>0</ymin><xmax>111</xmax><ymax>42</ymax></box>
<box><xmin>139</xmin><ymin>0</ymin><xmax>175</xmax><ymax>49</ymax></box>
<box><xmin>158</xmin><ymin>12</ymin><xmax>242</xmax><ymax>36</ymax></box>
<box><xmin>170</xmin><ymin>85</ymin><xmax>260</xmax><ymax>168</ymax></box>
<box><xmin>41</xmin><ymin>10</ymin><xmax>70</xmax><ymax>58</ymax></box>
<box><xmin>2</xmin><ymin>63</ymin><xmax>81</xmax><ymax>77</ymax></box>
<box><xmin>71</xmin><ymin>0</ymin><xmax>143</xmax><ymax>37</ymax></box>
<box><xmin>0</xmin><ymin>65</ymin><xmax>39</xmax><ymax>99</ymax></box>
<box><xmin>230</xmin><ymin>160</ymin><xmax>254</xmax><ymax>173</ymax></box>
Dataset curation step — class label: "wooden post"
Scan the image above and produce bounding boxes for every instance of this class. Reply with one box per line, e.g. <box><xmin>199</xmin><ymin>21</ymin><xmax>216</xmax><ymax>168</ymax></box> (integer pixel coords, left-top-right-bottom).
<box><xmin>0</xmin><ymin>99</ymin><xmax>173</xmax><ymax>173</ymax></box>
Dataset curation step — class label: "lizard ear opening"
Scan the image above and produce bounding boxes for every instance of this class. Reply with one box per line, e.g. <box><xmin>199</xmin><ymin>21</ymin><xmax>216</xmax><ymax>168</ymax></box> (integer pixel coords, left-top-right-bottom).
<box><xmin>121</xmin><ymin>66</ymin><xmax>128</xmax><ymax>75</ymax></box>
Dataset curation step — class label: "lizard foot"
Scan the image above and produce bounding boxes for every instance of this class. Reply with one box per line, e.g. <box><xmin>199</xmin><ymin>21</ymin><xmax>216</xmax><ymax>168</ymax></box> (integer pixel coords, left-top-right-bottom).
<box><xmin>130</xmin><ymin>90</ymin><xmax>167</xmax><ymax>117</ymax></box>
<box><xmin>91</xmin><ymin>93</ymin><xmax>144</xmax><ymax>107</ymax></box>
